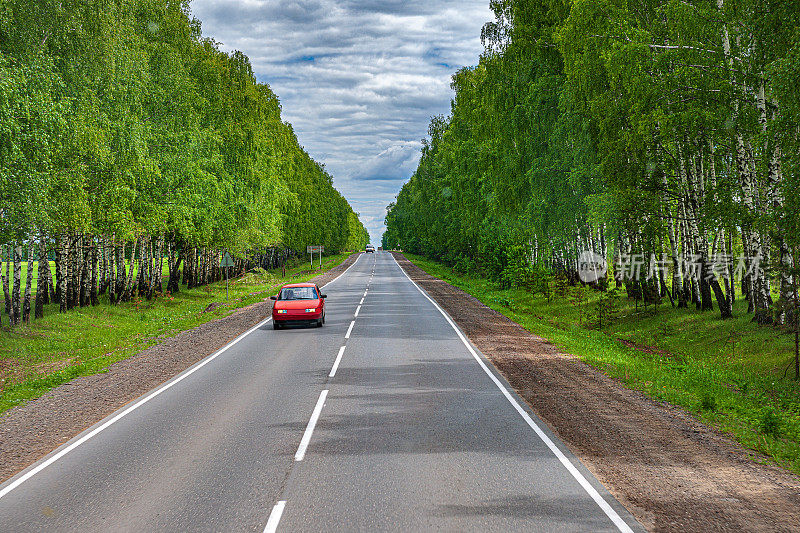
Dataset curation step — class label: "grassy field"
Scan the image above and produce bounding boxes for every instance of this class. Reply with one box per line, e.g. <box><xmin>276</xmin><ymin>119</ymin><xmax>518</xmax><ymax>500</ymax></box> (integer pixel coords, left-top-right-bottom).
<box><xmin>0</xmin><ymin>261</ymin><xmax>169</xmax><ymax>294</ymax></box>
<box><xmin>0</xmin><ymin>253</ymin><xmax>352</xmax><ymax>415</ymax></box>
<box><xmin>0</xmin><ymin>261</ymin><xmax>56</xmax><ymax>294</ymax></box>
<box><xmin>405</xmin><ymin>253</ymin><xmax>800</xmax><ymax>476</ymax></box>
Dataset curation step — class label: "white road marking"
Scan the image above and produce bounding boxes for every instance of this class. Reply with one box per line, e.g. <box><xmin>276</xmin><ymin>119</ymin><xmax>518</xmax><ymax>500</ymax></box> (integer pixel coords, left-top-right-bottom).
<box><xmin>393</xmin><ymin>255</ymin><xmax>635</xmax><ymax>533</ymax></box>
<box><xmin>323</xmin><ymin>253</ymin><xmax>363</xmax><ymax>287</ymax></box>
<box><xmin>354</xmin><ymin>305</ymin><xmax>361</xmax><ymax>317</ymax></box>
<box><xmin>359</xmin><ymin>297</ymin><xmax>364</xmax><ymax>305</ymax></box>
<box><xmin>295</xmin><ymin>390</ymin><xmax>328</xmax><ymax>461</ymax></box>
<box><xmin>329</xmin><ymin>346</ymin><xmax>346</xmax><ymax>378</ymax></box>
<box><xmin>263</xmin><ymin>501</ymin><xmax>286</xmax><ymax>533</ymax></box>
<box><xmin>345</xmin><ymin>320</ymin><xmax>355</xmax><ymax>339</ymax></box>
<box><xmin>0</xmin><ymin>314</ymin><xmax>274</xmax><ymax>501</ymax></box>
<box><xmin>0</xmin><ymin>252</ymin><xmax>362</xmax><ymax>500</ymax></box>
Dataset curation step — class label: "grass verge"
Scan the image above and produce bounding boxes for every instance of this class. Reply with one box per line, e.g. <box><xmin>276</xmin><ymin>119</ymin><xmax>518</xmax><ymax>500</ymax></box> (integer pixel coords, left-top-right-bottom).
<box><xmin>0</xmin><ymin>253</ymin><xmax>352</xmax><ymax>415</ymax></box>
<box><xmin>404</xmin><ymin>253</ymin><xmax>800</xmax><ymax>476</ymax></box>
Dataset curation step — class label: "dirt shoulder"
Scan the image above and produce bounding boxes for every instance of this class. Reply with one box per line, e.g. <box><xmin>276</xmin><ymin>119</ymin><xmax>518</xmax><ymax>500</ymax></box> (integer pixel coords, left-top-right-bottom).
<box><xmin>394</xmin><ymin>252</ymin><xmax>800</xmax><ymax>533</ymax></box>
<box><xmin>0</xmin><ymin>253</ymin><xmax>360</xmax><ymax>483</ymax></box>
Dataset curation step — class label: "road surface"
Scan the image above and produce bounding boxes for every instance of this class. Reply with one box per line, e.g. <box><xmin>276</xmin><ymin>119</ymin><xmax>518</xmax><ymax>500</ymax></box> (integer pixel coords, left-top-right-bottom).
<box><xmin>0</xmin><ymin>252</ymin><xmax>643</xmax><ymax>532</ymax></box>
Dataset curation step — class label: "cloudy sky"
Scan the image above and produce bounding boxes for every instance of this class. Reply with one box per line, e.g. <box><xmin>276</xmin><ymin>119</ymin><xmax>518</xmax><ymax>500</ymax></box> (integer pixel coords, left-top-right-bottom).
<box><xmin>189</xmin><ymin>0</ymin><xmax>493</xmax><ymax>245</ymax></box>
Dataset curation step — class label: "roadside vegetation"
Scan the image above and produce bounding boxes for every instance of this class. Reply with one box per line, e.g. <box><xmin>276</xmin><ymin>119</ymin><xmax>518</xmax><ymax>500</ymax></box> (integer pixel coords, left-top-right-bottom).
<box><xmin>406</xmin><ymin>253</ymin><xmax>800</xmax><ymax>476</ymax></box>
<box><xmin>0</xmin><ymin>253</ymin><xmax>352</xmax><ymax>415</ymax></box>
<box><xmin>0</xmin><ymin>0</ymin><xmax>369</xmax><ymax>328</ymax></box>
<box><xmin>384</xmin><ymin>1</ymin><xmax>800</xmax><ymax>335</ymax></box>
<box><xmin>384</xmin><ymin>1</ymin><xmax>800</xmax><ymax>470</ymax></box>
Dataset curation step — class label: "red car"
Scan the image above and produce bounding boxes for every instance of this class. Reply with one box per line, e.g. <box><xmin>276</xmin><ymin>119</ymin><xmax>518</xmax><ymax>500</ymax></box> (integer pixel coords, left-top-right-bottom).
<box><xmin>270</xmin><ymin>282</ymin><xmax>327</xmax><ymax>329</ymax></box>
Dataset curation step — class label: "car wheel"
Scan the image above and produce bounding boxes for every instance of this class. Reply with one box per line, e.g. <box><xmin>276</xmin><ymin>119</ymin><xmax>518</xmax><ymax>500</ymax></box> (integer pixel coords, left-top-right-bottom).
<box><xmin>317</xmin><ymin>317</ymin><xmax>324</xmax><ymax>328</ymax></box>
<box><xmin>322</xmin><ymin>311</ymin><xmax>326</xmax><ymax>325</ymax></box>
<box><xmin>273</xmin><ymin>322</ymin><xmax>281</xmax><ymax>330</ymax></box>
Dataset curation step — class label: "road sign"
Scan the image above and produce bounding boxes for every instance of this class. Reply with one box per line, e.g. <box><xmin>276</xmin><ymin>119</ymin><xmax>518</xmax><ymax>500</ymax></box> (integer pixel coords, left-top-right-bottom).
<box><xmin>221</xmin><ymin>252</ymin><xmax>235</xmax><ymax>267</ymax></box>
<box><xmin>307</xmin><ymin>245</ymin><xmax>324</xmax><ymax>269</ymax></box>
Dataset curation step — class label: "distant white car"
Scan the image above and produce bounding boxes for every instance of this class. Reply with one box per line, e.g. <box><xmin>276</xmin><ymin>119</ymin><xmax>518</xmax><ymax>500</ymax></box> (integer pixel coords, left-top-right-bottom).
<box><xmin>365</xmin><ymin>245</ymin><xmax>375</xmax><ymax>253</ymax></box>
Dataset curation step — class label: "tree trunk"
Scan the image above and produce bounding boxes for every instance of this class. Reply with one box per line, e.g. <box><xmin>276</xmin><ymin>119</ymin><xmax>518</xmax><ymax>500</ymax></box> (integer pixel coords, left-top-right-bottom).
<box><xmin>12</xmin><ymin>243</ymin><xmax>22</xmax><ymax>326</ymax></box>
<box><xmin>35</xmin><ymin>234</ymin><xmax>48</xmax><ymax>319</ymax></box>
<box><xmin>719</xmin><ymin>0</ymin><xmax>769</xmax><ymax>322</ymax></box>
<box><xmin>2</xmin><ymin>245</ymin><xmax>11</xmax><ymax>319</ymax></box>
<box><xmin>90</xmin><ymin>238</ymin><xmax>99</xmax><ymax>306</ymax></box>
<box><xmin>23</xmin><ymin>241</ymin><xmax>33</xmax><ymax>323</ymax></box>
<box><xmin>183</xmin><ymin>246</ymin><xmax>192</xmax><ymax>289</ymax></box>
<box><xmin>73</xmin><ymin>234</ymin><xmax>81</xmax><ymax>307</ymax></box>
<box><xmin>108</xmin><ymin>238</ymin><xmax>118</xmax><ymax>305</ymax></box>
<box><xmin>80</xmin><ymin>236</ymin><xmax>90</xmax><ymax>307</ymax></box>
<box><xmin>154</xmin><ymin>236</ymin><xmax>164</xmax><ymax>295</ymax></box>
<box><xmin>98</xmin><ymin>235</ymin><xmax>107</xmax><ymax>295</ymax></box>
<box><xmin>136</xmin><ymin>237</ymin><xmax>147</xmax><ymax>297</ymax></box>
<box><xmin>66</xmin><ymin>233</ymin><xmax>76</xmax><ymax>310</ymax></box>
<box><xmin>57</xmin><ymin>234</ymin><xmax>67</xmax><ymax>313</ymax></box>
<box><xmin>2</xmin><ymin>245</ymin><xmax>12</xmax><ymax>324</ymax></box>
<box><xmin>169</xmin><ymin>244</ymin><xmax>183</xmax><ymax>295</ymax></box>
<box><xmin>122</xmin><ymin>239</ymin><xmax>139</xmax><ymax>302</ymax></box>
<box><xmin>115</xmin><ymin>242</ymin><xmax>126</xmax><ymax>298</ymax></box>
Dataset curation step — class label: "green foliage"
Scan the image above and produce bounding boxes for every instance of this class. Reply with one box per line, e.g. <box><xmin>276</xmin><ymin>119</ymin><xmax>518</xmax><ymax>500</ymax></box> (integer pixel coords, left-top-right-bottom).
<box><xmin>700</xmin><ymin>392</ymin><xmax>717</xmax><ymax>412</ymax></box>
<box><xmin>385</xmin><ymin>0</ymin><xmax>800</xmax><ymax>326</ymax></box>
<box><xmin>0</xmin><ymin>0</ymin><xmax>367</xmax><ymax>255</ymax></box>
<box><xmin>592</xmin><ymin>288</ymin><xmax>621</xmax><ymax>329</ymax></box>
<box><xmin>761</xmin><ymin>409</ymin><xmax>782</xmax><ymax>437</ymax></box>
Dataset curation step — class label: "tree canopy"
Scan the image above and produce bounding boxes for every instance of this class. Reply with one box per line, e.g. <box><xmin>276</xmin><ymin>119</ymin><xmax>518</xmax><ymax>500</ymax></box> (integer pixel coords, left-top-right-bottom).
<box><xmin>385</xmin><ymin>0</ymin><xmax>800</xmax><ymax>324</ymax></box>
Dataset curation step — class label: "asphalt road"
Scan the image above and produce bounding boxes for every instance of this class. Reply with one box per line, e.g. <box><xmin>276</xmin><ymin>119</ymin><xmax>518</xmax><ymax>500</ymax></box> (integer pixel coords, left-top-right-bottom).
<box><xmin>0</xmin><ymin>252</ymin><xmax>643</xmax><ymax>532</ymax></box>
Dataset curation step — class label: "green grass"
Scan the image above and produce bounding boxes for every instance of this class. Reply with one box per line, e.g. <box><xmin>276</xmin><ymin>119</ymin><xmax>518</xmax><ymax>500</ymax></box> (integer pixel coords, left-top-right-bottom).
<box><xmin>0</xmin><ymin>260</ymin><xmax>171</xmax><ymax>294</ymax></box>
<box><xmin>0</xmin><ymin>261</ymin><xmax>57</xmax><ymax>294</ymax></box>
<box><xmin>404</xmin><ymin>253</ymin><xmax>800</xmax><ymax>476</ymax></box>
<box><xmin>0</xmin><ymin>253</ymin><xmax>352</xmax><ymax>414</ymax></box>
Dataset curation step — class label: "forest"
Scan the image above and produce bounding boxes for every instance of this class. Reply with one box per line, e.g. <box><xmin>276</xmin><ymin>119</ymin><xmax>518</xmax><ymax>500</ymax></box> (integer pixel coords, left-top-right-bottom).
<box><xmin>384</xmin><ymin>0</ymin><xmax>800</xmax><ymax>329</ymax></box>
<box><xmin>0</xmin><ymin>0</ymin><xmax>369</xmax><ymax>327</ymax></box>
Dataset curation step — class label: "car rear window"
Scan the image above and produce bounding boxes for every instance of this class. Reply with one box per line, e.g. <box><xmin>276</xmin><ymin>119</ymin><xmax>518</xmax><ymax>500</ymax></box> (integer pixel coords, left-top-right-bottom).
<box><xmin>279</xmin><ymin>287</ymin><xmax>318</xmax><ymax>300</ymax></box>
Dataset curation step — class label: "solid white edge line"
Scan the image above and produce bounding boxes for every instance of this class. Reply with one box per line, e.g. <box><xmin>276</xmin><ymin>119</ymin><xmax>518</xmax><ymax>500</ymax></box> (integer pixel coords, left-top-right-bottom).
<box><xmin>329</xmin><ymin>346</ymin><xmax>346</xmax><ymax>378</ymax></box>
<box><xmin>0</xmin><ymin>252</ymin><xmax>364</xmax><ymax>501</ymax></box>
<box><xmin>391</xmin><ymin>255</ymin><xmax>635</xmax><ymax>533</ymax></box>
<box><xmin>264</xmin><ymin>500</ymin><xmax>286</xmax><ymax>533</ymax></box>
<box><xmin>295</xmin><ymin>389</ymin><xmax>328</xmax><ymax>461</ymax></box>
<box><xmin>0</xmin><ymin>314</ymin><xmax>274</xmax><ymax>501</ymax></box>
<box><xmin>322</xmin><ymin>253</ymin><xmax>363</xmax><ymax>287</ymax></box>
<box><xmin>345</xmin><ymin>320</ymin><xmax>355</xmax><ymax>339</ymax></box>
<box><xmin>354</xmin><ymin>305</ymin><xmax>361</xmax><ymax>317</ymax></box>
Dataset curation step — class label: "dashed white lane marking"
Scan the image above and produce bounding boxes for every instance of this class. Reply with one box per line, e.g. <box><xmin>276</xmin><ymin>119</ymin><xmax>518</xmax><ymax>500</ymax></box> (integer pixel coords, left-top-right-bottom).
<box><xmin>345</xmin><ymin>320</ymin><xmax>355</xmax><ymax>339</ymax></box>
<box><xmin>393</xmin><ymin>255</ymin><xmax>635</xmax><ymax>533</ymax></box>
<box><xmin>263</xmin><ymin>501</ymin><xmax>286</xmax><ymax>533</ymax></box>
<box><xmin>354</xmin><ymin>305</ymin><xmax>361</xmax><ymax>317</ymax></box>
<box><xmin>329</xmin><ymin>346</ymin><xmax>346</xmax><ymax>378</ymax></box>
<box><xmin>295</xmin><ymin>390</ymin><xmax>328</xmax><ymax>461</ymax></box>
<box><xmin>359</xmin><ymin>297</ymin><xmax>364</xmax><ymax>305</ymax></box>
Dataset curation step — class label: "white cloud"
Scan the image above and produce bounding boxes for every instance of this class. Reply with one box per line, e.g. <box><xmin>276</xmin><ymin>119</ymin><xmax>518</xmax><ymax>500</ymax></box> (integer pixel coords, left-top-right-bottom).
<box><xmin>190</xmin><ymin>0</ymin><xmax>492</xmax><ymax>245</ymax></box>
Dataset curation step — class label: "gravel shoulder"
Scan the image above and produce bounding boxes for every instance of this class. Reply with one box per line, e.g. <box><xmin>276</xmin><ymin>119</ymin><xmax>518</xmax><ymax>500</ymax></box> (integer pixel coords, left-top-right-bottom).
<box><xmin>394</xmin><ymin>252</ymin><xmax>800</xmax><ymax>533</ymax></box>
<box><xmin>0</xmin><ymin>253</ymin><xmax>360</xmax><ymax>483</ymax></box>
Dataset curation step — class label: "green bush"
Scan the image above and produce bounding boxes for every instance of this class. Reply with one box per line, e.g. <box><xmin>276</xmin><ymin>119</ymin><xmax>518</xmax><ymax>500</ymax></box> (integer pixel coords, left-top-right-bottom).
<box><xmin>453</xmin><ymin>255</ymin><xmax>476</xmax><ymax>274</ymax></box>
<box><xmin>700</xmin><ymin>392</ymin><xmax>717</xmax><ymax>411</ymax></box>
<box><xmin>761</xmin><ymin>409</ymin><xmax>783</xmax><ymax>436</ymax></box>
